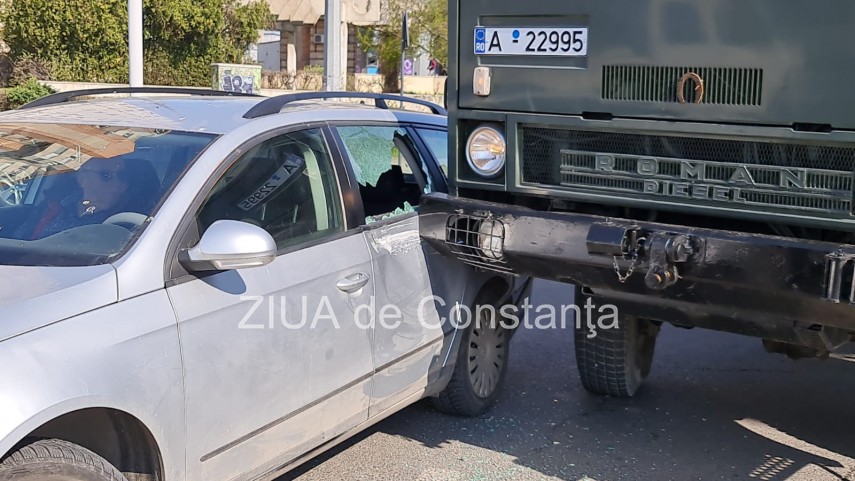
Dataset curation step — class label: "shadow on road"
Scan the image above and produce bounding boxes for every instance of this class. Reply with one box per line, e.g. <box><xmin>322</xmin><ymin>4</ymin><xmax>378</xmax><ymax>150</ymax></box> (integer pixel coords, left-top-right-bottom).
<box><xmin>285</xmin><ymin>281</ymin><xmax>855</xmax><ymax>481</ymax></box>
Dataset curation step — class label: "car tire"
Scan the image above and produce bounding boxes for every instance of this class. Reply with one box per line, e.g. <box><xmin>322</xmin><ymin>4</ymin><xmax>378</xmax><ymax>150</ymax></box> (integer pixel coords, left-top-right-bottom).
<box><xmin>0</xmin><ymin>438</ymin><xmax>128</xmax><ymax>481</ymax></box>
<box><xmin>573</xmin><ymin>287</ymin><xmax>659</xmax><ymax>398</ymax></box>
<box><xmin>432</xmin><ymin>301</ymin><xmax>510</xmax><ymax>417</ymax></box>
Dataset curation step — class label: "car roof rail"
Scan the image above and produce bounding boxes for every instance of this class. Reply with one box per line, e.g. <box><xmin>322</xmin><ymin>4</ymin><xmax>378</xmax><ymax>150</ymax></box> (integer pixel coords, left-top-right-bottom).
<box><xmin>242</xmin><ymin>91</ymin><xmax>447</xmax><ymax>119</ymax></box>
<box><xmin>19</xmin><ymin>86</ymin><xmax>261</xmax><ymax>110</ymax></box>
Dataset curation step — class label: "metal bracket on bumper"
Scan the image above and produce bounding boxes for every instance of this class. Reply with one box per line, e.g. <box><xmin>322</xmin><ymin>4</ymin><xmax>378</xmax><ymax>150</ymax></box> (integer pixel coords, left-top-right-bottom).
<box><xmin>585</xmin><ymin>223</ymin><xmax>703</xmax><ymax>290</ymax></box>
<box><xmin>823</xmin><ymin>253</ymin><xmax>855</xmax><ymax>304</ymax></box>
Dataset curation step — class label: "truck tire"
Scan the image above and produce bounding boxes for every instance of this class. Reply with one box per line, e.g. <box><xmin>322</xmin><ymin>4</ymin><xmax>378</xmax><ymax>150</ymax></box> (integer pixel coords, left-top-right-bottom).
<box><xmin>432</xmin><ymin>301</ymin><xmax>510</xmax><ymax>417</ymax></box>
<box><xmin>0</xmin><ymin>438</ymin><xmax>128</xmax><ymax>481</ymax></box>
<box><xmin>573</xmin><ymin>288</ymin><xmax>659</xmax><ymax>397</ymax></box>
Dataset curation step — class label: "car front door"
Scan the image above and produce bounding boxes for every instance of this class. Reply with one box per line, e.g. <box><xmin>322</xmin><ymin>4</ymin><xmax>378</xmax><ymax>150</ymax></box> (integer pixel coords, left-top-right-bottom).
<box><xmin>332</xmin><ymin>123</ymin><xmax>448</xmax><ymax>415</ymax></box>
<box><xmin>166</xmin><ymin>127</ymin><xmax>375</xmax><ymax>481</ymax></box>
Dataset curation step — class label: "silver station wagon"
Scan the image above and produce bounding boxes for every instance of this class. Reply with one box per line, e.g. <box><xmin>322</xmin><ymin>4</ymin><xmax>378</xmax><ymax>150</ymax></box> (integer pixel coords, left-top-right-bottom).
<box><xmin>0</xmin><ymin>88</ymin><xmax>529</xmax><ymax>481</ymax></box>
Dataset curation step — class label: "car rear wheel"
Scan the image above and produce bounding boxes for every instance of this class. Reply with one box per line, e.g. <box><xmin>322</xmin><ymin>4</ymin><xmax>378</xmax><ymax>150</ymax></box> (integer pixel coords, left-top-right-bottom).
<box><xmin>573</xmin><ymin>287</ymin><xmax>659</xmax><ymax>398</ymax></box>
<box><xmin>0</xmin><ymin>438</ymin><xmax>128</xmax><ymax>481</ymax></box>
<box><xmin>432</xmin><ymin>302</ymin><xmax>510</xmax><ymax>416</ymax></box>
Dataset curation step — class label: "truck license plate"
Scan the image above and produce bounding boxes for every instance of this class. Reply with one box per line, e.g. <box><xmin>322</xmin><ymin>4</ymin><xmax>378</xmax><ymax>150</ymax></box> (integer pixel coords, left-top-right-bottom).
<box><xmin>474</xmin><ymin>27</ymin><xmax>588</xmax><ymax>56</ymax></box>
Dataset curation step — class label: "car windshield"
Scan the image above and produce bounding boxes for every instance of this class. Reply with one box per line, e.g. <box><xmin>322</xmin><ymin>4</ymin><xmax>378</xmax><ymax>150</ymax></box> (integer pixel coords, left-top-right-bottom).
<box><xmin>0</xmin><ymin>123</ymin><xmax>215</xmax><ymax>266</ymax></box>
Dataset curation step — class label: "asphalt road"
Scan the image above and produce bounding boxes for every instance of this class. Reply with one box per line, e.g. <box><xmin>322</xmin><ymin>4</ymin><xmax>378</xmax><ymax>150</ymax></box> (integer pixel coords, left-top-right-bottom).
<box><xmin>284</xmin><ymin>280</ymin><xmax>855</xmax><ymax>481</ymax></box>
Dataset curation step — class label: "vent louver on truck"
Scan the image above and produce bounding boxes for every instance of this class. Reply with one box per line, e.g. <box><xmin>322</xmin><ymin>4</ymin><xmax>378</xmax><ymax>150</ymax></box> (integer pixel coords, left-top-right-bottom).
<box><xmin>602</xmin><ymin>66</ymin><xmax>763</xmax><ymax>106</ymax></box>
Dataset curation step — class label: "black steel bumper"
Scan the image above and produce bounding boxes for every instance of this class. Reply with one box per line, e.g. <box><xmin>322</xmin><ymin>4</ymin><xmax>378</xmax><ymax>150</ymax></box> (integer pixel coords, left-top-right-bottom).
<box><xmin>419</xmin><ymin>193</ymin><xmax>855</xmax><ymax>350</ymax></box>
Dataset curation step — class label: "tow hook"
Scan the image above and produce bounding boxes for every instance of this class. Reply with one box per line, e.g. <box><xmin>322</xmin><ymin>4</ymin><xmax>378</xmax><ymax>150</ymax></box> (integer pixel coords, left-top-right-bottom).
<box><xmin>586</xmin><ymin>224</ymin><xmax>700</xmax><ymax>288</ymax></box>
<box><xmin>643</xmin><ymin>233</ymin><xmax>698</xmax><ymax>290</ymax></box>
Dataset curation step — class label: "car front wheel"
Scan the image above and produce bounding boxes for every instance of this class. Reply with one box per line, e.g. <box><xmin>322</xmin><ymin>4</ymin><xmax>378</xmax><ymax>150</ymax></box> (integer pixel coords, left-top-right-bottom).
<box><xmin>432</xmin><ymin>302</ymin><xmax>510</xmax><ymax>416</ymax></box>
<box><xmin>0</xmin><ymin>438</ymin><xmax>128</xmax><ymax>481</ymax></box>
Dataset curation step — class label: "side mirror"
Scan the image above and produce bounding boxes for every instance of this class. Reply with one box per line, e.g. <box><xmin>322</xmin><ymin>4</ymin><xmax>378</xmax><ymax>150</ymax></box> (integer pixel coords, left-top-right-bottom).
<box><xmin>181</xmin><ymin>220</ymin><xmax>276</xmax><ymax>272</ymax></box>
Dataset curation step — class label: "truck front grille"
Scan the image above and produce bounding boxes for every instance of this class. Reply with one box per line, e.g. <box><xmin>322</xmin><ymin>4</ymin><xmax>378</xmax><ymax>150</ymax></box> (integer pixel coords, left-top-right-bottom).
<box><xmin>602</xmin><ymin>66</ymin><xmax>763</xmax><ymax>106</ymax></box>
<box><xmin>520</xmin><ymin>126</ymin><xmax>855</xmax><ymax>219</ymax></box>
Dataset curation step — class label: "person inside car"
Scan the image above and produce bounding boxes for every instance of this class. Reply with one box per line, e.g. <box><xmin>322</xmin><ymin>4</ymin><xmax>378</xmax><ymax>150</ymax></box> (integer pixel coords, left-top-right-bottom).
<box><xmin>17</xmin><ymin>157</ymin><xmax>160</xmax><ymax>240</ymax></box>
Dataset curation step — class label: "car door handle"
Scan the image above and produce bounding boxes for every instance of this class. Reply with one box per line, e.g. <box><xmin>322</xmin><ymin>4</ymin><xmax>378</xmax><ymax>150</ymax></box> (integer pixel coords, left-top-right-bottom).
<box><xmin>336</xmin><ymin>272</ymin><xmax>370</xmax><ymax>293</ymax></box>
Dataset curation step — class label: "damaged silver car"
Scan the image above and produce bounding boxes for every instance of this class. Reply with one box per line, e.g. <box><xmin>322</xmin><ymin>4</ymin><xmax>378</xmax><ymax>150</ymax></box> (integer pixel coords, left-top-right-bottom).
<box><xmin>0</xmin><ymin>89</ymin><xmax>529</xmax><ymax>481</ymax></box>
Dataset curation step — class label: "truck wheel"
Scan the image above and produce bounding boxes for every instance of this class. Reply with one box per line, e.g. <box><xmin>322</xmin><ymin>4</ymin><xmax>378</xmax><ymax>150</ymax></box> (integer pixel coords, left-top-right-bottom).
<box><xmin>573</xmin><ymin>289</ymin><xmax>659</xmax><ymax>397</ymax></box>
<box><xmin>0</xmin><ymin>438</ymin><xmax>128</xmax><ymax>481</ymax></box>
<box><xmin>432</xmin><ymin>302</ymin><xmax>510</xmax><ymax>416</ymax></box>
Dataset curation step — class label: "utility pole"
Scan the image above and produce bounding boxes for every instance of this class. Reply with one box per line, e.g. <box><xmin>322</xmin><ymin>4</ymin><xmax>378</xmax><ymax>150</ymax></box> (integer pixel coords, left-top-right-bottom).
<box><xmin>324</xmin><ymin>0</ymin><xmax>343</xmax><ymax>91</ymax></box>
<box><xmin>400</xmin><ymin>11</ymin><xmax>409</xmax><ymax>99</ymax></box>
<box><xmin>128</xmin><ymin>0</ymin><xmax>143</xmax><ymax>87</ymax></box>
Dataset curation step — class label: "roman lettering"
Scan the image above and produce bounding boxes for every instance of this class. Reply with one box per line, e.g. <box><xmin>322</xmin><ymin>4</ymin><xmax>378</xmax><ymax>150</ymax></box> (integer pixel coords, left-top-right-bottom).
<box><xmin>681</xmin><ymin>161</ymin><xmax>705</xmax><ymax>180</ymax></box>
<box><xmin>595</xmin><ymin>154</ymin><xmax>615</xmax><ymax>172</ymax></box>
<box><xmin>730</xmin><ymin>166</ymin><xmax>755</xmax><ymax>185</ymax></box>
<box><xmin>712</xmin><ymin>186</ymin><xmax>730</xmax><ymax>202</ymax></box>
<box><xmin>781</xmin><ymin>169</ymin><xmax>807</xmax><ymax>189</ymax></box>
<box><xmin>643</xmin><ymin>180</ymin><xmax>659</xmax><ymax>194</ymax></box>
<box><xmin>637</xmin><ymin>157</ymin><xmax>659</xmax><ymax>176</ymax></box>
<box><xmin>691</xmin><ymin>184</ymin><xmax>709</xmax><ymax>199</ymax></box>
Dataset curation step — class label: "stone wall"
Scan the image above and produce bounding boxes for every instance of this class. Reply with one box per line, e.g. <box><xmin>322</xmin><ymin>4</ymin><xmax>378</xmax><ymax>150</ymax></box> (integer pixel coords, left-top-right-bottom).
<box><xmin>277</xmin><ymin>18</ymin><xmax>363</xmax><ymax>74</ymax></box>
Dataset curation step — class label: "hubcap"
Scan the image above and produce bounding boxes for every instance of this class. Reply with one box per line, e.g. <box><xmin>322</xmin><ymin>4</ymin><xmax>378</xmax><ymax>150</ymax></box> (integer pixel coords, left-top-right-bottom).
<box><xmin>467</xmin><ymin>311</ymin><xmax>506</xmax><ymax>399</ymax></box>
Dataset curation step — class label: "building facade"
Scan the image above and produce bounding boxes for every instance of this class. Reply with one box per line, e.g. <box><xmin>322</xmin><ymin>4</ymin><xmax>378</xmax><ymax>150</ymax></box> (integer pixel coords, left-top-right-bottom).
<box><xmin>278</xmin><ymin>18</ymin><xmax>367</xmax><ymax>74</ymax></box>
<box><xmin>253</xmin><ymin>0</ymin><xmax>380</xmax><ymax>75</ymax></box>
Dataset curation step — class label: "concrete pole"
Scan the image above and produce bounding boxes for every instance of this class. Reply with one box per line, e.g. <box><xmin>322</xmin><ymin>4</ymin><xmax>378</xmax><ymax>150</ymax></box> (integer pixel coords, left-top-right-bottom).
<box><xmin>340</xmin><ymin>16</ymin><xmax>348</xmax><ymax>87</ymax></box>
<box><xmin>400</xmin><ymin>12</ymin><xmax>408</xmax><ymax>100</ymax></box>
<box><xmin>324</xmin><ymin>0</ymin><xmax>343</xmax><ymax>91</ymax></box>
<box><xmin>128</xmin><ymin>0</ymin><xmax>143</xmax><ymax>87</ymax></box>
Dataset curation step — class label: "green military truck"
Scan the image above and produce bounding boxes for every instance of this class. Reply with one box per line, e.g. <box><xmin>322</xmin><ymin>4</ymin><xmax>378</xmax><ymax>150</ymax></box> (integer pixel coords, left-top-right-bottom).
<box><xmin>420</xmin><ymin>0</ymin><xmax>855</xmax><ymax>397</ymax></box>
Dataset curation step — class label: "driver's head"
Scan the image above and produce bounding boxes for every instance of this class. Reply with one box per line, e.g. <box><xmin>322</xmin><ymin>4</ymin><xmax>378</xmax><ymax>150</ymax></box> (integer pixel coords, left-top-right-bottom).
<box><xmin>76</xmin><ymin>158</ymin><xmax>130</xmax><ymax>212</ymax></box>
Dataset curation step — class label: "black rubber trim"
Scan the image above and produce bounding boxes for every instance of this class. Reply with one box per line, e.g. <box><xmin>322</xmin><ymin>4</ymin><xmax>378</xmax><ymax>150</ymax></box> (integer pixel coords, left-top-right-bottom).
<box><xmin>243</xmin><ymin>92</ymin><xmax>447</xmax><ymax>119</ymax></box>
<box><xmin>20</xmin><ymin>87</ymin><xmax>259</xmax><ymax>109</ymax></box>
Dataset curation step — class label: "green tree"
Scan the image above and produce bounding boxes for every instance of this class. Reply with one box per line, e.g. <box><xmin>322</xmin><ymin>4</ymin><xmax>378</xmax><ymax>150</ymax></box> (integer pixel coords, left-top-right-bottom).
<box><xmin>1</xmin><ymin>0</ymin><xmax>129</xmax><ymax>83</ymax></box>
<box><xmin>0</xmin><ymin>0</ymin><xmax>271</xmax><ymax>86</ymax></box>
<box><xmin>356</xmin><ymin>0</ymin><xmax>447</xmax><ymax>92</ymax></box>
<box><xmin>412</xmin><ymin>0</ymin><xmax>447</xmax><ymax>68</ymax></box>
<box><xmin>223</xmin><ymin>0</ymin><xmax>274</xmax><ymax>61</ymax></box>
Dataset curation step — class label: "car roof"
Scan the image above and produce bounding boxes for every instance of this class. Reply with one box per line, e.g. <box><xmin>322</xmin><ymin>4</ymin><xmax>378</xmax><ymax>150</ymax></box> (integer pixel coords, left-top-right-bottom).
<box><xmin>0</xmin><ymin>94</ymin><xmax>446</xmax><ymax>134</ymax></box>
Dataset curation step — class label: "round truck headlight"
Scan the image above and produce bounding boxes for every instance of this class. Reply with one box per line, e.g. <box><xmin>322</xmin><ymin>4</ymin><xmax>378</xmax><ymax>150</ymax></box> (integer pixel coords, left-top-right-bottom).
<box><xmin>466</xmin><ymin>126</ymin><xmax>506</xmax><ymax>178</ymax></box>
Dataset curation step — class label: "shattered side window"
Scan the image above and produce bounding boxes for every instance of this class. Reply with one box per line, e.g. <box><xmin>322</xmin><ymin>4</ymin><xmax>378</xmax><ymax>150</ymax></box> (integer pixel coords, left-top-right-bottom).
<box><xmin>336</xmin><ymin>126</ymin><xmax>428</xmax><ymax>224</ymax></box>
<box><xmin>337</xmin><ymin>126</ymin><xmax>399</xmax><ymax>186</ymax></box>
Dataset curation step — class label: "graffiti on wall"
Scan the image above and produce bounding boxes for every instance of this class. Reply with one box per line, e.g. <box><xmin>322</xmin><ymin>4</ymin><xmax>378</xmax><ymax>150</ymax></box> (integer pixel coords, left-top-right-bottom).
<box><xmin>211</xmin><ymin>64</ymin><xmax>262</xmax><ymax>94</ymax></box>
<box><xmin>221</xmin><ymin>70</ymin><xmax>256</xmax><ymax>94</ymax></box>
